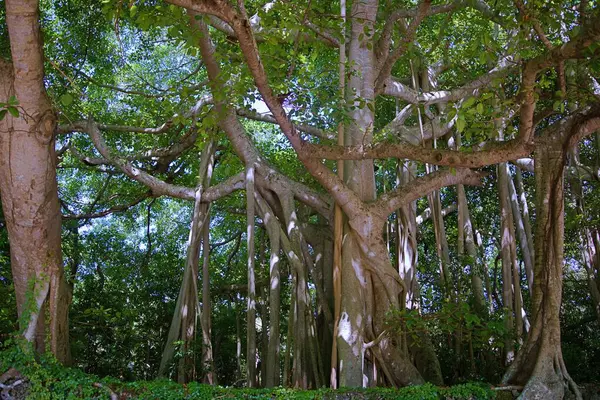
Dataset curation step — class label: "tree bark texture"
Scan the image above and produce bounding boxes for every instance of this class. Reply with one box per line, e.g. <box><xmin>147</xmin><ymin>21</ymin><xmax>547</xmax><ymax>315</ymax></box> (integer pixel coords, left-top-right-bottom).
<box><xmin>502</xmin><ymin>143</ymin><xmax>580</xmax><ymax>400</ymax></box>
<box><xmin>201</xmin><ymin>153</ymin><xmax>216</xmax><ymax>384</ymax></box>
<box><xmin>0</xmin><ymin>0</ymin><xmax>70</xmax><ymax>363</ymax></box>
<box><xmin>246</xmin><ymin>164</ymin><xmax>257</xmax><ymax>387</ymax></box>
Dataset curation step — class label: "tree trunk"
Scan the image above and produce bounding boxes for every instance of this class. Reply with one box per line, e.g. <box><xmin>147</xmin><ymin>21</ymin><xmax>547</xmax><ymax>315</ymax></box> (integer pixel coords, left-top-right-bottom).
<box><xmin>158</xmin><ymin>141</ymin><xmax>214</xmax><ymax>380</ymax></box>
<box><xmin>498</xmin><ymin>162</ymin><xmax>520</xmax><ymax>362</ymax></box>
<box><xmin>0</xmin><ymin>0</ymin><xmax>70</xmax><ymax>363</ymax></box>
<box><xmin>201</xmin><ymin>209</ymin><xmax>215</xmax><ymax>384</ymax></box>
<box><xmin>256</xmin><ymin>193</ymin><xmax>282</xmax><ymax>387</ymax></box>
<box><xmin>455</xmin><ymin>130</ymin><xmax>486</xmax><ymax>314</ymax></box>
<box><xmin>427</xmin><ymin>179</ymin><xmax>452</xmax><ymax>296</ymax></box>
<box><xmin>502</xmin><ymin>144</ymin><xmax>581</xmax><ymax>400</ymax></box>
<box><xmin>397</xmin><ymin>161</ymin><xmax>419</xmax><ymax>309</ymax></box>
<box><xmin>336</xmin><ymin>0</ymin><xmax>377</xmax><ymax>387</ymax></box>
<box><xmin>508</xmin><ymin>170</ymin><xmax>534</xmax><ymax>289</ymax></box>
<box><xmin>569</xmin><ymin>149</ymin><xmax>600</xmax><ymax>323</ymax></box>
<box><xmin>397</xmin><ymin>161</ymin><xmax>444</xmax><ymax>385</ymax></box>
<box><xmin>515</xmin><ymin>168</ymin><xmax>535</xmax><ymax>266</ymax></box>
<box><xmin>246</xmin><ymin>164</ymin><xmax>257</xmax><ymax>387</ymax></box>
<box><xmin>457</xmin><ymin>183</ymin><xmax>487</xmax><ymax>314</ymax></box>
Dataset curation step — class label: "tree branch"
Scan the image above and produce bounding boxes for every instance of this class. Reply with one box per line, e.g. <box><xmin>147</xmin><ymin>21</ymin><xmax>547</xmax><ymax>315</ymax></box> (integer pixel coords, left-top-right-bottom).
<box><xmin>236</xmin><ymin>108</ymin><xmax>334</xmax><ymax>140</ymax></box>
<box><xmin>304</xmin><ymin>138</ymin><xmax>533</xmax><ymax>168</ymax></box>
<box><xmin>63</xmin><ymin>192</ymin><xmax>152</xmax><ymax>220</ymax></box>
<box><xmin>87</xmin><ymin>120</ymin><xmax>244</xmax><ymax>202</ymax></box>
<box><xmin>374</xmin><ymin>168</ymin><xmax>483</xmax><ymax>216</ymax></box>
<box><xmin>381</xmin><ymin>56</ymin><xmax>516</xmax><ymax>103</ymax></box>
<box><xmin>375</xmin><ymin>0</ymin><xmax>431</xmax><ymax>92</ymax></box>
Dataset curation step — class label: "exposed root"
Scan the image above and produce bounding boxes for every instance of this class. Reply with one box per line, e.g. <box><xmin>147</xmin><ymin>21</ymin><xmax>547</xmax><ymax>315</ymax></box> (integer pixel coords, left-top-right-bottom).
<box><xmin>507</xmin><ymin>352</ymin><xmax>582</xmax><ymax>400</ymax></box>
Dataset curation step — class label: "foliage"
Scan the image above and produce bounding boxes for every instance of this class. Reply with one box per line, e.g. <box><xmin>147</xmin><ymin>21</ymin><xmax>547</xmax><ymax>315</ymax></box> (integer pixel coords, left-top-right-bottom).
<box><xmin>1</xmin><ymin>0</ymin><xmax>600</xmax><ymax>394</ymax></box>
<box><xmin>1</xmin><ymin>344</ymin><xmax>497</xmax><ymax>399</ymax></box>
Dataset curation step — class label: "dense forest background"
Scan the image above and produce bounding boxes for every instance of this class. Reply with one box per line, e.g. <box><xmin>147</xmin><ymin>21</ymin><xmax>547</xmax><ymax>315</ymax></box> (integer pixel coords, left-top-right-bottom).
<box><xmin>0</xmin><ymin>0</ymin><xmax>600</xmax><ymax>399</ymax></box>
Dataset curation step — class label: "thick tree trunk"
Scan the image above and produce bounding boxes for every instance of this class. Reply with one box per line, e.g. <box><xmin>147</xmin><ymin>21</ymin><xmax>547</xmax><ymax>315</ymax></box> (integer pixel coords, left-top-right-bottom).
<box><xmin>336</xmin><ymin>0</ymin><xmax>377</xmax><ymax>387</ymax></box>
<box><xmin>502</xmin><ymin>144</ymin><xmax>580</xmax><ymax>400</ymax></box>
<box><xmin>0</xmin><ymin>0</ymin><xmax>70</xmax><ymax>363</ymax></box>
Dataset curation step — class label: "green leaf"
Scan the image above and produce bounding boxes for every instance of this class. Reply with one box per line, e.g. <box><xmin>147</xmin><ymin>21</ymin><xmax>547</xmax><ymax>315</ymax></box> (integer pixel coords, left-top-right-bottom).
<box><xmin>60</xmin><ymin>93</ymin><xmax>73</xmax><ymax>106</ymax></box>
<box><xmin>130</xmin><ymin>5</ymin><xmax>138</xmax><ymax>17</ymax></box>
<box><xmin>0</xmin><ymin>109</ymin><xmax>6</xmax><ymax>121</ymax></box>
<box><xmin>8</xmin><ymin>95</ymin><xmax>18</xmax><ymax>106</ymax></box>
<box><xmin>553</xmin><ymin>100</ymin><xmax>561</xmax><ymax>111</ymax></box>
<box><xmin>476</xmin><ymin>103</ymin><xmax>484</xmax><ymax>114</ymax></box>
<box><xmin>456</xmin><ymin>117</ymin><xmax>466</xmax><ymax>133</ymax></box>
<box><xmin>463</xmin><ymin>97</ymin><xmax>476</xmax><ymax>109</ymax></box>
<box><xmin>7</xmin><ymin>106</ymin><xmax>18</xmax><ymax>118</ymax></box>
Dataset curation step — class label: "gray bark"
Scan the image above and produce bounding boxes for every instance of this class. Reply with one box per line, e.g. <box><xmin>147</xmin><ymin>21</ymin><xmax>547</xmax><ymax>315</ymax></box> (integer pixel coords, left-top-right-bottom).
<box><xmin>246</xmin><ymin>164</ymin><xmax>257</xmax><ymax>387</ymax></box>
<box><xmin>508</xmin><ymin>170</ymin><xmax>534</xmax><ymax>289</ymax></box>
<box><xmin>158</xmin><ymin>141</ymin><xmax>215</xmax><ymax>380</ymax></box>
<box><xmin>255</xmin><ymin>192</ymin><xmax>281</xmax><ymax>387</ymax></box>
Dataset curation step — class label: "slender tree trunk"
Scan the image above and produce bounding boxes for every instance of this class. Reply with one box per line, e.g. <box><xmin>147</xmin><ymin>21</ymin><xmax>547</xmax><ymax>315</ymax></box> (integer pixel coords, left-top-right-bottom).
<box><xmin>502</xmin><ymin>144</ymin><xmax>581</xmax><ymax>400</ymax></box>
<box><xmin>498</xmin><ymin>162</ymin><xmax>521</xmax><ymax>362</ymax></box>
<box><xmin>283</xmin><ymin>267</ymin><xmax>296</xmax><ymax>387</ymax></box>
<box><xmin>427</xmin><ymin>179</ymin><xmax>452</xmax><ymax>296</ymax></box>
<box><xmin>201</xmin><ymin>210</ymin><xmax>215</xmax><ymax>384</ymax></box>
<box><xmin>0</xmin><ymin>0</ymin><xmax>71</xmax><ymax>363</ymax></box>
<box><xmin>579</xmin><ymin>224</ymin><xmax>600</xmax><ymax>322</ymax></box>
<box><xmin>397</xmin><ymin>161</ymin><xmax>419</xmax><ymax>309</ymax></box>
<box><xmin>508</xmin><ymin>170</ymin><xmax>534</xmax><ymax>289</ymax></box>
<box><xmin>256</xmin><ymin>193</ymin><xmax>282</xmax><ymax>387</ymax></box>
<box><xmin>515</xmin><ymin>168</ymin><xmax>535</xmax><ymax>265</ymax></box>
<box><xmin>569</xmin><ymin>149</ymin><xmax>600</xmax><ymax>323</ymax></box>
<box><xmin>246</xmin><ymin>165</ymin><xmax>257</xmax><ymax>387</ymax></box>
<box><xmin>236</xmin><ymin>303</ymin><xmax>243</xmax><ymax>383</ymax></box>
<box><xmin>396</xmin><ymin>161</ymin><xmax>443</xmax><ymax>385</ymax></box>
<box><xmin>457</xmin><ymin>184</ymin><xmax>487</xmax><ymax>314</ymax></box>
<box><xmin>159</xmin><ymin>141</ymin><xmax>214</xmax><ymax>380</ymax></box>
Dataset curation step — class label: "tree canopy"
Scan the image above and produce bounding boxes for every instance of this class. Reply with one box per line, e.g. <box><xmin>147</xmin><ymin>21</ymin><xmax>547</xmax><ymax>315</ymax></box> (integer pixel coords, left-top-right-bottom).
<box><xmin>1</xmin><ymin>0</ymin><xmax>600</xmax><ymax>398</ymax></box>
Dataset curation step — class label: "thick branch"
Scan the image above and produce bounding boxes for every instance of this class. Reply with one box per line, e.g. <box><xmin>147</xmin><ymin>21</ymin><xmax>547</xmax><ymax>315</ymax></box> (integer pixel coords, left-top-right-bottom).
<box><xmin>381</xmin><ymin>56</ymin><xmax>515</xmax><ymax>103</ymax></box>
<box><xmin>87</xmin><ymin>120</ymin><xmax>244</xmax><ymax>202</ymax></box>
<box><xmin>305</xmin><ymin>139</ymin><xmax>533</xmax><ymax>168</ymax></box>
<box><xmin>374</xmin><ymin>168</ymin><xmax>483</xmax><ymax>216</ymax></box>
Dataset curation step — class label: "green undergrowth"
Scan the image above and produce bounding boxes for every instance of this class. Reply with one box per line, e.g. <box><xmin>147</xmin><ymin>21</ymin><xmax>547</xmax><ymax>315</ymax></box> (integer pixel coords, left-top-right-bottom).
<box><xmin>1</xmin><ymin>343</ymin><xmax>496</xmax><ymax>399</ymax></box>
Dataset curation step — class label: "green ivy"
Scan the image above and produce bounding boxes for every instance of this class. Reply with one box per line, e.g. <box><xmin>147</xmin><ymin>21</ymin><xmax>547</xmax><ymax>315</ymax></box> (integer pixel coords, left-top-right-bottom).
<box><xmin>0</xmin><ymin>346</ymin><xmax>496</xmax><ymax>400</ymax></box>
